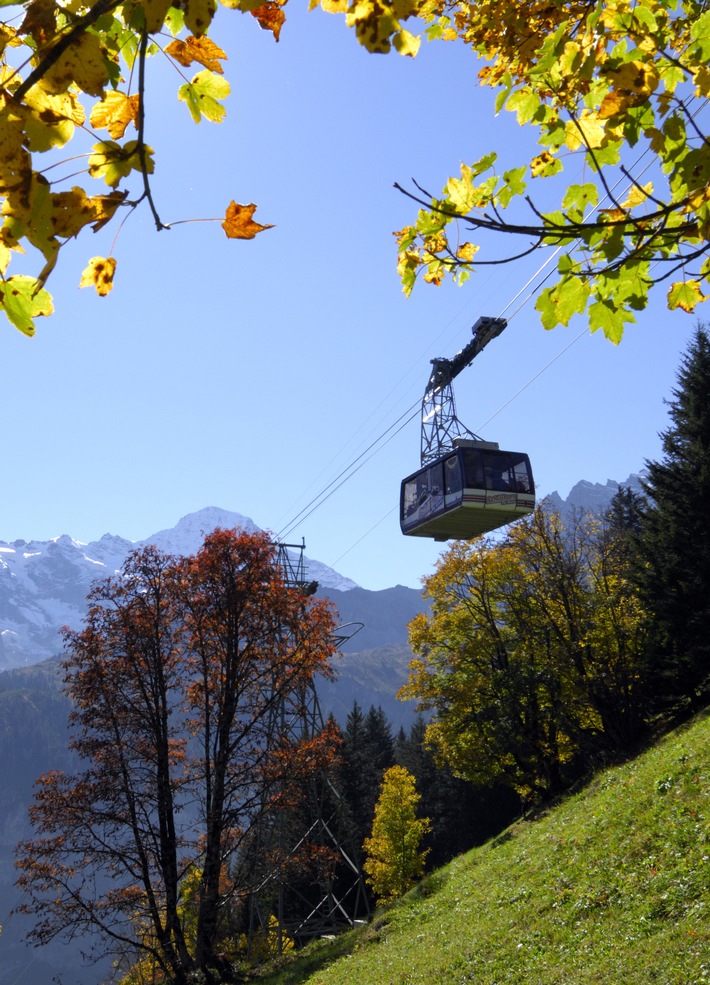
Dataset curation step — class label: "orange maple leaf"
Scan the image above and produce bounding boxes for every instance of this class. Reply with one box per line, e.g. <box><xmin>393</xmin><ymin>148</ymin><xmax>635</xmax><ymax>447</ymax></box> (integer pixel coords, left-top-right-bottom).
<box><xmin>165</xmin><ymin>36</ymin><xmax>227</xmax><ymax>73</ymax></box>
<box><xmin>222</xmin><ymin>201</ymin><xmax>274</xmax><ymax>239</ymax></box>
<box><xmin>250</xmin><ymin>1</ymin><xmax>286</xmax><ymax>41</ymax></box>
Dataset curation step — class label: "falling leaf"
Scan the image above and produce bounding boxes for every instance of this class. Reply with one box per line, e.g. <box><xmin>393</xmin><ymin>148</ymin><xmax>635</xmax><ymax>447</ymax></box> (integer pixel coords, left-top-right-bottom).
<box><xmin>165</xmin><ymin>36</ymin><xmax>227</xmax><ymax>72</ymax></box>
<box><xmin>221</xmin><ymin>201</ymin><xmax>274</xmax><ymax>239</ymax></box>
<box><xmin>79</xmin><ymin>256</ymin><xmax>117</xmax><ymax>297</ymax></box>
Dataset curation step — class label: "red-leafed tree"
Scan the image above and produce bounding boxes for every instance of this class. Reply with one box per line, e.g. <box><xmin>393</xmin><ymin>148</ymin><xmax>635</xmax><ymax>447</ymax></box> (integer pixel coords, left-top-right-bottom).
<box><xmin>14</xmin><ymin>529</ymin><xmax>338</xmax><ymax>985</ymax></box>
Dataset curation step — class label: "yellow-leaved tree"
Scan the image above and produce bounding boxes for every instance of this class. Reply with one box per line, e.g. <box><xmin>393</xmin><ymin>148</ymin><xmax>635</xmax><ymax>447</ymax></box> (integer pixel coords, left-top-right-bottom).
<box><xmin>363</xmin><ymin>764</ymin><xmax>430</xmax><ymax>904</ymax></box>
<box><xmin>0</xmin><ymin>0</ymin><xmax>276</xmax><ymax>336</ymax></box>
<box><xmin>317</xmin><ymin>0</ymin><xmax>710</xmax><ymax>340</ymax></box>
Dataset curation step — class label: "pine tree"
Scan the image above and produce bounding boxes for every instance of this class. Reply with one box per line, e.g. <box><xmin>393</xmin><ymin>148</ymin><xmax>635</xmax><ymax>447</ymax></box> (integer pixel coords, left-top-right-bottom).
<box><xmin>340</xmin><ymin>703</ymin><xmax>396</xmax><ymax>857</ymax></box>
<box><xmin>637</xmin><ymin>325</ymin><xmax>710</xmax><ymax>710</ymax></box>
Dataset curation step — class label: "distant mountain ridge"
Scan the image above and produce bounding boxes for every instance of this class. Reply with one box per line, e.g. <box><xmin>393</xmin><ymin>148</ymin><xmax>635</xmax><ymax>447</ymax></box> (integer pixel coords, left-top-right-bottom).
<box><xmin>0</xmin><ymin>507</ymin><xmax>358</xmax><ymax>672</ymax></box>
<box><xmin>0</xmin><ymin>483</ymin><xmax>645</xmax><ymax>673</ymax></box>
<box><xmin>545</xmin><ymin>472</ymin><xmax>645</xmax><ymax>520</ymax></box>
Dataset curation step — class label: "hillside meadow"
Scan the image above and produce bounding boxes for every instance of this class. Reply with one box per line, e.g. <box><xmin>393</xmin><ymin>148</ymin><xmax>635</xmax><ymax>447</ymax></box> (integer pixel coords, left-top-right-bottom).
<box><xmin>255</xmin><ymin>711</ymin><xmax>710</xmax><ymax>985</ymax></box>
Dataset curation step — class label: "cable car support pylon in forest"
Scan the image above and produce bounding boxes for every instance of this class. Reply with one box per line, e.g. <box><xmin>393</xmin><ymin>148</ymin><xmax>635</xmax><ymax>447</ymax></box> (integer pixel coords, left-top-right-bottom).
<box><xmin>400</xmin><ymin>316</ymin><xmax>536</xmax><ymax>542</ymax></box>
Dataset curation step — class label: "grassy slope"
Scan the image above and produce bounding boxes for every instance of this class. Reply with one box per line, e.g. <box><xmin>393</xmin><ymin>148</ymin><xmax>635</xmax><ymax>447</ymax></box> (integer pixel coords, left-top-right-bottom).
<box><xmin>256</xmin><ymin>711</ymin><xmax>710</xmax><ymax>985</ymax></box>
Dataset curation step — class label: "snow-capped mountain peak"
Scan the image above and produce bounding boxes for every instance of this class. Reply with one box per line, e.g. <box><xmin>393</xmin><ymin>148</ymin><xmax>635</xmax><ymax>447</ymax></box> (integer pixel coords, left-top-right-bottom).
<box><xmin>0</xmin><ymin>508</ymin><xmax>358</xmax><ymax>671</ymax></box>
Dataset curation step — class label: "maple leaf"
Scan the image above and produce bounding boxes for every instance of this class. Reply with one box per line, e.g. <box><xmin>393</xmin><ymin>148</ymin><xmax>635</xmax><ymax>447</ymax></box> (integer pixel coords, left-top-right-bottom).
<box><xmin>565</xmin><ymin>110</ymin><xmax>606</xmax><ymax>152</ymax></box>
<box><xmin>41</xmin><ymin>32</ymin><xmax>109</xmax><ymax>97</ymax></box>
<box><xmin>621</xmin><ymin>182</ymin><xmax>653</xmax><ymax>210</ymax></box>
<box><xmin>178</xmin><ymin>70</ymin><xmax>230</xmax><ymax>123</ymax></box>
<box><xmin>667</xmin><ymin>280</ymin><xmax>707</xmax><ymax>312</ymax></box>
<box><xmin>0</xmin><ymin>274</ymin><xmax>53</xmax><ymax>336</ymax></box>
<box><xmin>22</xmin><ymin>87</ymin><xmax>84</xmax><ymax>152</ymax></box>
<box><xmin>221</xmin><ymin>201</ymin><xmax>274</xmax><ymax>239</ymax></box>
<box><xmin>183</xmin><ymin>0</ymin><xmax>217</xmax><ymax>38</ymax></box>
<box><xmin>143</xmin><ymin>0</ymin><xmax>173</xmax><ymax>32</ymax></box>
<box><xmin>88</xmin><ymin>140</ymin><xmax>153</xmax><ymax>187</ymax></box>
<box><xmin>165</xmin><ymin>36</ymin><xmax>227</xmax><ymax>73</ymax></box>
<box><xmin>90</xmin><ymin>91</ymin><xmax>141</xmax><ymax>140</ymax></box>
<box><xmin>19</xmin><ymin>0</ymin><xmax>57</xmax><ymax>47</ymax></box>
<box><xmin>250</xmin><ymin>1</ymin><xmax>286</xmax><ymax>40</ymax></box>
<box><xmin>79</xmin><ymin>256</ymin><xmax>117</xmax><ymax>297</ymax></box>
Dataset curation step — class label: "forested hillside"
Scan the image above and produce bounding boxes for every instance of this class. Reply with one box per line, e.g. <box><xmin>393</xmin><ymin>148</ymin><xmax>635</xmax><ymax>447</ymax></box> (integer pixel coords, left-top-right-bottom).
<box><xmin>255</xmin><ymin>707</ymin><xmax>710</xmax><ymax>985</ymax></box>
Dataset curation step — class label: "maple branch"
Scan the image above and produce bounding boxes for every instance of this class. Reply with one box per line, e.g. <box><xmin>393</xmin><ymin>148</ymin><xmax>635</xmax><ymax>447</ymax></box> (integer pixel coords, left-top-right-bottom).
<box><xmin>137</xmin><ymin>29</ymin><xmax>169</xmax><ymax>233</ymax></box>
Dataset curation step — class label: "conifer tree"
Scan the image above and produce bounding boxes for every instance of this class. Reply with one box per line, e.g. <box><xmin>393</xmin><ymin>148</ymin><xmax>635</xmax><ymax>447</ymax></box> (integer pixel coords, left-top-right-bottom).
<box><xmin>637</xmin><ymin>326</ymin><xmax>710</xmax><ymax>710</ymax></box>
<box><xmin>340</xmin><ymin>703</ymin><xmax>395</xmax><ymax>857</ymax></box>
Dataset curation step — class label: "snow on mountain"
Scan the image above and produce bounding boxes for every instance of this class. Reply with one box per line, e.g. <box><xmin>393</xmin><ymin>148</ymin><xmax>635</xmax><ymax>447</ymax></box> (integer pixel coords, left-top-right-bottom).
<box><xmin>0</xmin><ymin>508</ymin><xmax>358</xmax><ymax>671</ymax></box>
<box><xmin>139</xmin><ymin>507</ymin><xmax>262</xmax><ymax>556</ymax></box>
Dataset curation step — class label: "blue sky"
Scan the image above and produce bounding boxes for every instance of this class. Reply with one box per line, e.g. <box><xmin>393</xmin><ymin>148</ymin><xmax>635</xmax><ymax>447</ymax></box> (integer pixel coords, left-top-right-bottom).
<box><xmin>0</xmin><ymin>3</ymin><xmax>700</xmax><ymax>590</ymax></box>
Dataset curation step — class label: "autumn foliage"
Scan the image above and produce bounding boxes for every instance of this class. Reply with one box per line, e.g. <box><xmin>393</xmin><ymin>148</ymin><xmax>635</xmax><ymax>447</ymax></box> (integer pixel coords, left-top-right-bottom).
<box><xmin>400</xmin><ymin>504</ymin><xmax>647</xmax><ymax>801</ymax></box>
<box><xmin>14</xmin><ymin>529</ymin><xmax>338</xmax><ymax>984</ymax></box>
<box><xmin>321</xmin><ymin>0</ymin><xmax>710</xmax><ymax>338</ymax></box>
<box><xmin>0</xmin><ymin>0</ymin><xmax>277</xmax><ymax>335</ymax></box>
<box><xmin>362</xmin><ymin>764</ymin><xmax>430</xmax><ymax>903</ymax></box>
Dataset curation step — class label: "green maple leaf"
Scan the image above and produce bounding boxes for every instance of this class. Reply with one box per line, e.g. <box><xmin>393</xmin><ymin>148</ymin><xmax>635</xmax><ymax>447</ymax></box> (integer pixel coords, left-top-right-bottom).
<box><xmin>667</xmin><ymin>280</ymin><xmax>707</xmax><ymax>312</ymax></box>
<box><xmin>588</xmin><ymin>298</ymin><xmax>634</xmax><ymax>343</ymax></box>
<box><xmin>0</xmin><ymin>276</ymin><xmax>54</xmax><ymax>336</ymax></box>
<box><xmin>178</xmin><ymin>70</ymin><xmax>230</xmax><ymax>124</ymax></box>
<box><xmin>88</xmin><ymin>140</ymin><xmax>154</xmax><ymax>187</ymax></box>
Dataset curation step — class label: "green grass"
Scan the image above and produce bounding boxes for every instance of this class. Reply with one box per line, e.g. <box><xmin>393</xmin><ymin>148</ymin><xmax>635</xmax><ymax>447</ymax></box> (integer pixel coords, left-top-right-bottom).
<box><xmin>254</xmin><ymin>711</ymin><xmax>710</xmax><ymax>985</ymax></box>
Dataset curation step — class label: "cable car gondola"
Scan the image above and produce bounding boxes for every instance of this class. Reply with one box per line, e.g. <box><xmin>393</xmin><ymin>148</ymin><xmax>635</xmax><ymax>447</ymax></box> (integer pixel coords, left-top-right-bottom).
<box><xmin>400</xmin><ymin>316</ymin><xmax>535</xmax><ymax>542</ymax></box>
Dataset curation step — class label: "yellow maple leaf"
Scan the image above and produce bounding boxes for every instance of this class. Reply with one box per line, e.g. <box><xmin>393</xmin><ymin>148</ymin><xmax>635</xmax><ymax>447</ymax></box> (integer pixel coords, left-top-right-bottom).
<box><xmin>222</xmin><ymin>201</ymin><xmax>274</xmax><ymax>239</ymax></box>
<box><xmin>90</xmin><ymin>191</ymin><xmax>129</xmax><ymax>233</ymax></box>
<box><xmin>604</xmin><ymin>60</ymin><xmax>659</xmax><ymax>98</ymax></box>
<box><xmin>41</xmin><ymin>32</ymin><xmax>109</xmax><ymax>96</ymax></box>
<box><xmin>79</xmin><ymin>256</ymin><xmax>117</xmax><ymax>296</ymax></box>
<box><xmin>598</xmin><ymin>90</ymin><xmax>631</xmax><ymax>120</ymax></box>
<box><xmin>393</xmin><ymin>27</ymin><xmax>420</xmax><ymax>56</ymax></box>
<box><xmin>621</xmin><ymin>181</ymin><xmax>653</xmax><ymax>209</ymax></box>
<box><xmin>317</xmin><ymin>0</ymin><xmax>348</xmax><ymax>10</ymax></box>
<box><xmin>165</xmin><ymin>36</ymin><xmax>227</xmax><ymax>72</ymax></box>
<box><xmin>565</xmin><ymin>110</ymin><xmax>606</xmax><ymax>151</ymax></box>
<box><xmin>144</xmin><ymin>0</ymin><xmax>173</xmax><ymax>33</ymax></box>
<box><xmin>90</xmin><ymin>91</ymin><xmax>141</xmax><ymax>140</ymax></box>
<box><xmin>695</xmin><ymin>66</ymin><xmax>710</xmax><ymax>98</ymax></box>
<box><xmin>0</xmin><ymin>96</ymin><xmax>27</xmax><ymax>169</ymax></box>
<box><xmin>457</xmin><ymin>242</ymin><xmax>478</xmax><ymax>262</ymax></box>
<box><xmin>530</xmin><ymin>150</ymin><xmax>557</xmax><ymax>177</ymax></box>
<box><xmin>183</xmin><ymin>0</ymin><xmax>218</xmax><ymax>38</ymax></box>
<box><xmin>48</xmin><ymin>187</ymin><xmax>126</xmax><ymax>240</ymax></box>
